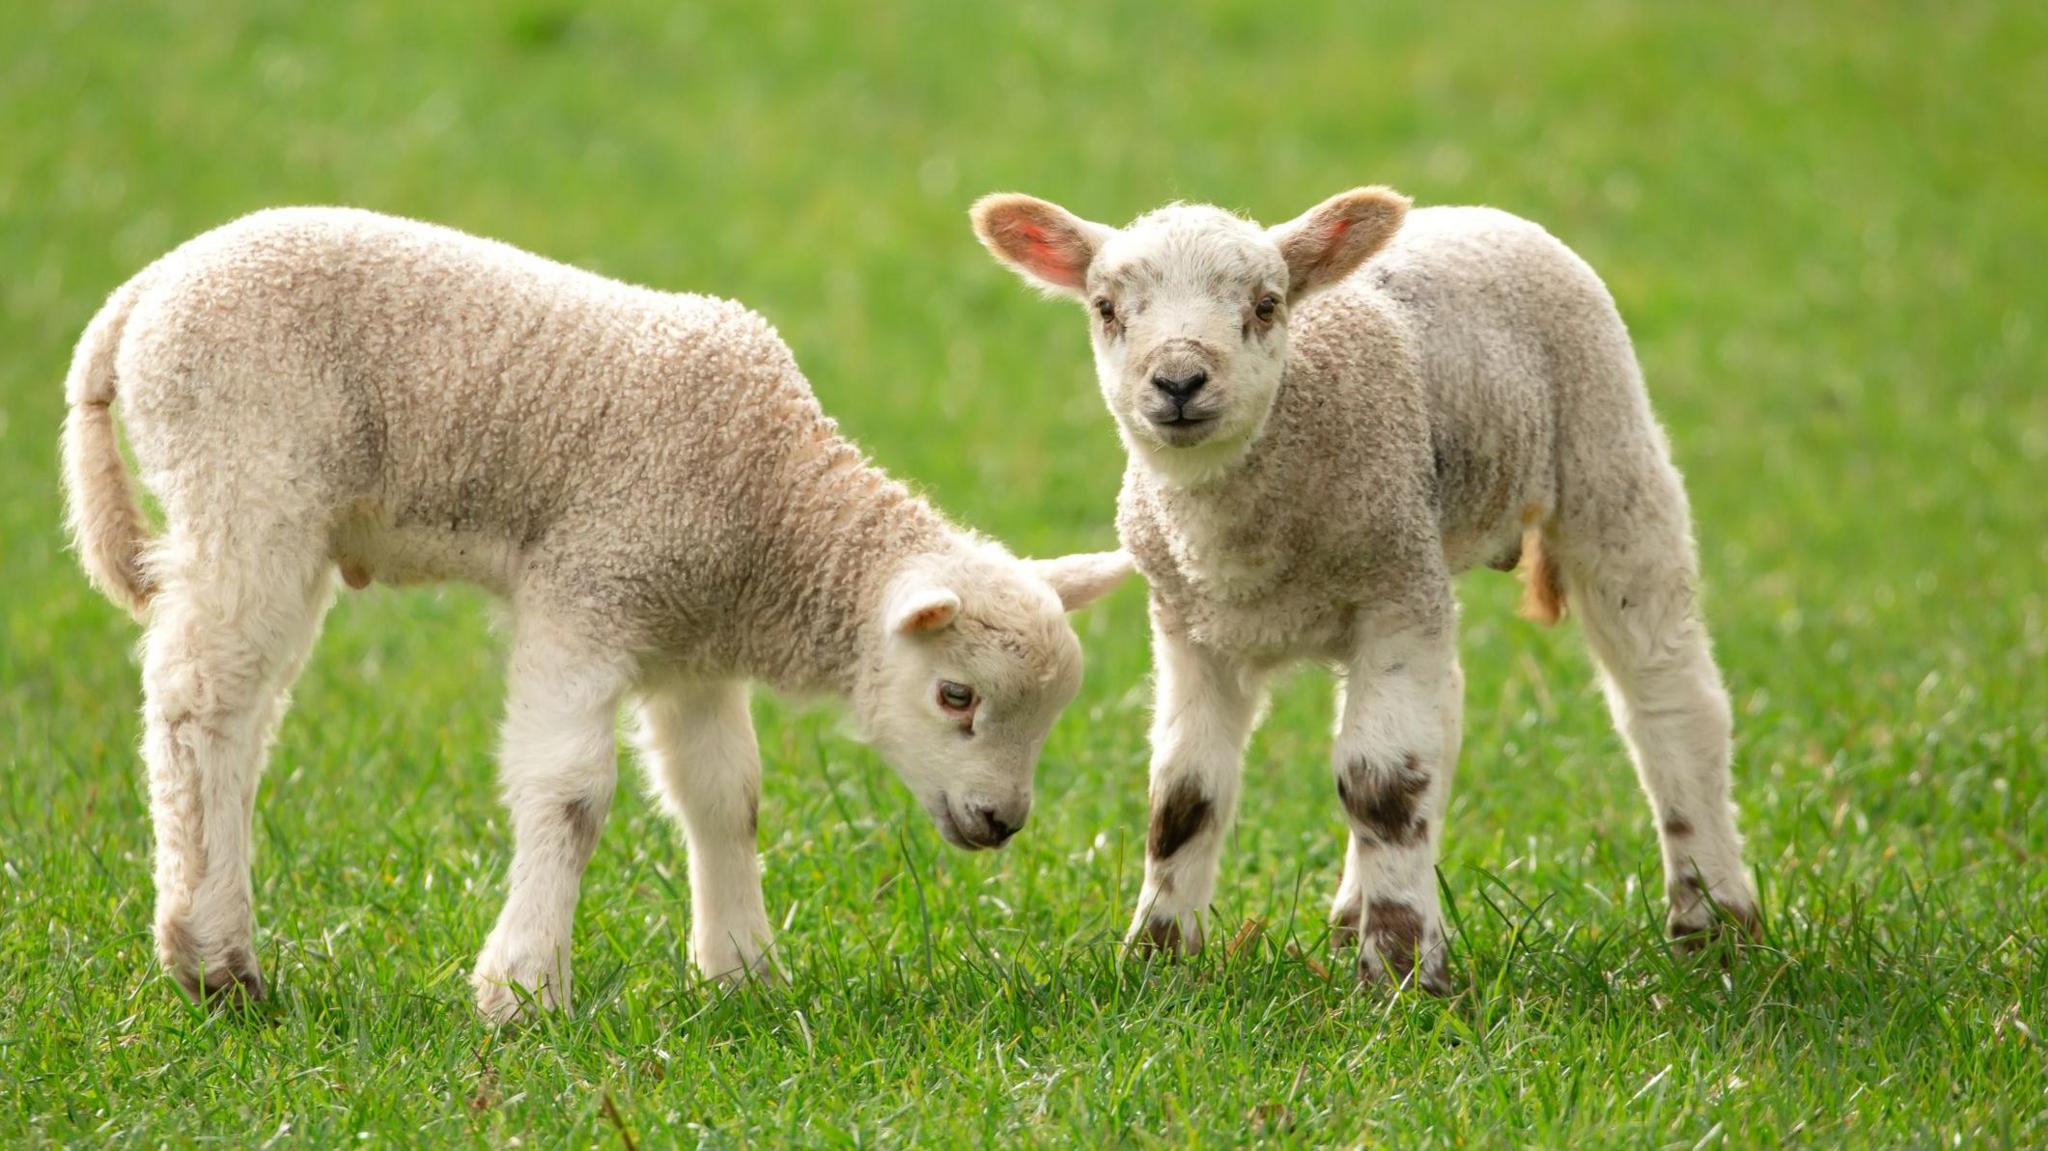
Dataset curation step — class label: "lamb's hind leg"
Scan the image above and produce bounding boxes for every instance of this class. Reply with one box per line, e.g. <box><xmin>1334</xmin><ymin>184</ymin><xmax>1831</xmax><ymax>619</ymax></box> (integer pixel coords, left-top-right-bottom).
<box><xmin>1330</xmin><ymin>596</ymin><xmax>1461</xmax><ymax>995</ymax></box>
<box><xmin>143</xmin><ymin>530</ymin><xmax>333</xmax><ymax>1004</ymax></box>
<box><xmin>1557</xmin><ymin>518</ymin><xmax>1760</xmax><ymax>947</ymax></box>
<box><xmin>472</xmin><ymin>617</ymin><xmax>632</xmax><ymax>1023</ymax></box>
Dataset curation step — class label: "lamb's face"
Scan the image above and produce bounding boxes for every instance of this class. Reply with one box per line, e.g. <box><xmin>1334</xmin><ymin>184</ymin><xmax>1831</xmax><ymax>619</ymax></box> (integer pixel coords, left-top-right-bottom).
<box><xmin>859</xmin><ymin>549</ymin><xmax>1132</xmax><ymax>851</ymax></box>
<box><xmin>1085</xmin><ymin>209</ymin><xmax>1293</xmax><ymax>478</ymax></box>
<box><xmin>972</xmin><ymin>187</ymin><xmax>1411</xmax><ymax>486</ymax></box>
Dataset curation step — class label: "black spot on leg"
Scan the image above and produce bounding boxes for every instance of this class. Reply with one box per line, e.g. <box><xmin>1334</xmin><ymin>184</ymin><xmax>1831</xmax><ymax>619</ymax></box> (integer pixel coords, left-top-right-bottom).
<box><xmin>1366</xmin><ymin>900</ymin><xmax>1423</xmax><ymax>973</ymax></box>
<box><xmin>1148</xmin><ymin>778</ymin><xmax>1213</xmax><ymax>861</ymax></box>
<box><xmin>745</xmin><ymin>789</ymin><xmax>759</xmax><ymax>838</ymax></box>
<box><xmin>1135</xmin><ymin>915</ymin><xmax>1184</xmax><ymax>954</ymax></box>
<box><xmin>1364</xmin><ymin>899</ymin><xmax>1453</xmax><ymax>995</ymax></box>
<box><xmin>1337</xmin><ymin>755</ymin><xmax>1431</xmax><ymax>846</ymax></box>
<box><xmin>1663</xmin><ymin>815</ymin><xmax>1694</xmax><ymax>837</ymax></box>
<box><xmin>563</xmin><ymin>797</ymin><xmax>604</xmax><ymax>854</ymax></box>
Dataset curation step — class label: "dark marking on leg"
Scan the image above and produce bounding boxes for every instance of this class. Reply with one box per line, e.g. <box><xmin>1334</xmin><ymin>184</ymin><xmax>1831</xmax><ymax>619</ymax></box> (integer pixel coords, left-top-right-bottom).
<box><xmin>1663</xmin><ymin>815</ymin><xmax>1694</xmax><ymax>837</ymax></box>
<box><xmin>1366</xmin><ymin>900</ymin><xmax>1423</xmax><ymax>975</ymax></box>
<box><xmin>563</xmin><ymin>797</ymin><xmax>604</xmax><ymax>855</ymax></box>
<box><xmin>1337</xmin><ymin>755</ymin><xmax>1430</xmax><ymax>845</ymax></box>
<box><xmin>1148</xmin><ymin>777</ymin><xmax>1213</xmax><ymax>861</ymax></box>
<box><xmin>1134</xmin><ymin>915</ymin><xmax>1184</xmax><ymax>955</ymax></box>
<box><xmin>1364</xmin><ymin>900</ymin><xmax>1453</xmax><ymax>995</ymax></box>
<box><xmin>745</xmin><ymin>787</ymin><xmax>760</xmax><ymax>839</ymax></box>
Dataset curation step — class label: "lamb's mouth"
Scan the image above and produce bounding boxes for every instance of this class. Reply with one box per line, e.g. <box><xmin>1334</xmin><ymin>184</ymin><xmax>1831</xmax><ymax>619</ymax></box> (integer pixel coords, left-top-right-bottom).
<box><xmin>930</xmin><ymin>795</ymin><xmax>990</xmax><ymax>852</ymax></box>
<box><xmin>1148</xmin><ymin>411</ymin><xmax>1219</xmax><ymax>445</ymax></box>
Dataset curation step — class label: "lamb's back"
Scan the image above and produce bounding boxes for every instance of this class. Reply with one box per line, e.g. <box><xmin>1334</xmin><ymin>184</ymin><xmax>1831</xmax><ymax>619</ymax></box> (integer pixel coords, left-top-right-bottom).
<box><xmin>115</xmin><ymin>208</ymin><xmax>829</xmax><ymax>611</ymax></box>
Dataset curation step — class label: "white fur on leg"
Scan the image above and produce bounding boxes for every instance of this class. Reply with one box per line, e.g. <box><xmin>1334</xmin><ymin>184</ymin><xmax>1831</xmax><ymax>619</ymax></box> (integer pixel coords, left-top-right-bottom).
<box><xmin>1126</xmin><ymin>621</ymin><xmax>1264</xmax><ymax>955</ymax></box>
<box><xmin>1329</xmin><ymin>622</ymin><xmax>1461</xmax><ymax>995</ymax></box>
<box><xmin>472</xmin><ymin>619</ymin><xmax>630</xmax><ymax>1024</ymax></box>
<box><xmin>142</xmin><ymin>532</ymin><xmax>332</xmax><ymax>1003</ymax></box>
<box><xmin>635</xmin><ymin>678</ymin><xmax>779</xmax><ymax>985</ymax></box>
<box><xmin>1568</xmin><ymin>555</ymin><xmax>1760</xmax><ymax>944</ymax></box>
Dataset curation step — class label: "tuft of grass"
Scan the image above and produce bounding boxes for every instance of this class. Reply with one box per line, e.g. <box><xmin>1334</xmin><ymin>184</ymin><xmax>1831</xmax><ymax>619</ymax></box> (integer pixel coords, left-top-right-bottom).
<box><xmin>2</xmin><ymin>1</ymin><xmax>2043</xmax><ymax>1145</ymax></box>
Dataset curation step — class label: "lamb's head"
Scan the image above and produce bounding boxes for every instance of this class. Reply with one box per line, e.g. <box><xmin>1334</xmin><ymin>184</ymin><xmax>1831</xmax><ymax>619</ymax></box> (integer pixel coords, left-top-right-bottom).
<box><xmin>971</xmin><ymin>187</ymin><xmax>1409</xmax><ymax>486</ymax></box>
<box><xmin>856</xmin><ymin>546</ymin><xmax>1132</xmax><ymax>851</ymax></box>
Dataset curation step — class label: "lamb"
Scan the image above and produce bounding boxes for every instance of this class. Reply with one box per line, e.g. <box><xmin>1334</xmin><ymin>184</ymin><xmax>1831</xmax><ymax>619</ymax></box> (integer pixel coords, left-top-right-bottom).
<box><xmin>971</xmin><ymin>187</ymin><xmax>1759</xmax><ymax>993</ymax></box>
<box><xmin>61</xmin><ymin>206</ymin><xmax>1132</xmax><ymax>1021</ymax></box>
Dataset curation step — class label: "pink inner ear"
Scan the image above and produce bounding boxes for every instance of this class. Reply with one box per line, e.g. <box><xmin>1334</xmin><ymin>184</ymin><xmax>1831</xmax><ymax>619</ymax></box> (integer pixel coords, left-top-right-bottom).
<box><xmin>1328</xmin><ymin>216</ymin><xmax>1353</xmax><ymax>243</ymax></box>
<box><xmin>1015</xmin><ymin>223</ymin><xmax>1078</xmax><ymax>283</ymax></box>
<box><xmin>899</xmin><ymin>602</ymin><xmax>955</xmax><ymax>633</ymax></box>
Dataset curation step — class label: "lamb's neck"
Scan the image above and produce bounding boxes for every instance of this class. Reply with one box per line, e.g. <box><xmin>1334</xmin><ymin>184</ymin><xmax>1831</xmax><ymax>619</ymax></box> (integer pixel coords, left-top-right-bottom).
<box><xmin>1138</xmin><ymin>434</ymin><xmax>1279</xmax><ymax>519</ymax></box>
<box><xmin>745</xmin><ymin>429</ymin><xmax>953</xmax><ymax>696</ymax></box>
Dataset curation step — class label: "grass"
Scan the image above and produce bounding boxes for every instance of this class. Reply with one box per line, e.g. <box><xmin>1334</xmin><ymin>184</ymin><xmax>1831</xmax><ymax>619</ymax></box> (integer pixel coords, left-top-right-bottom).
<box><xmin>2</xmin><ymin>0</ymin><xmax>2044</xmax><ymax>1145</ymax></box>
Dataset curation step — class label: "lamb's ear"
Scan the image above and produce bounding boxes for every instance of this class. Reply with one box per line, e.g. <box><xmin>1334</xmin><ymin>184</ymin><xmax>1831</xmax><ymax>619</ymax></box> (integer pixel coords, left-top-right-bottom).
<box><xmin>886</xmin><ymin>578</ymin><xmax>961</xmax><ymax>635</ymax></box>
<box><xmin>1028</xmin><ymin>551</ymin><xmax>1136</xmax><ymax>612</ymax></box>
<box><xmin>970</xmin><ymin>193</ymin><xmax>1114</xmax><ymax>299</ymax></box>
<box><xmin>1267</xmin><ymin>186</ymin><xmax>1411</xmax><ymax>301</ymax></box>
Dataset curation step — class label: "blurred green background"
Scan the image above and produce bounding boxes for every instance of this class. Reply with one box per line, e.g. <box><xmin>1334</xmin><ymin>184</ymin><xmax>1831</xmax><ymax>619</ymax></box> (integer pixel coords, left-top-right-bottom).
<box><xmin>2</xmin><ymin>1</ymin><xmax>2043</xmax><ymax>1146</ymax></box>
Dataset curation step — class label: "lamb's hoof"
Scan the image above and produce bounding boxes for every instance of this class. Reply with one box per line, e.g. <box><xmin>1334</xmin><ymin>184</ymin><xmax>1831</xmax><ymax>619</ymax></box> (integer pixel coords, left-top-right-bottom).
<box><xmin>472</xmin><ymin>973</ymin><xmax>564</xmax><ymax>1026</ymax></box>
<box><xmin>1127</xmin><ymin>910</ymin><xmax>1204</xmax><ymax>959</ymax></box>
<box><xmin>159</xmin><ymin>920</ymin><xmax>265</xmax><ymax>1008</ymax></box>
<box><xmin>1356</xmin><ymin>901</ymin><xmax>1455</xmax><ymax>997</ymax></box>
<box><xmin>700</xmin><ymin>951</ymin><xmax>786</xmax><ymax>990</ymax></box>
<box><xmin>174</xmin><ymin>953</ymin><xmax>266</xmax><ymax>1008</ymax></box>
<box><xmin>471</xmin><ymin>949</ymin><xmax>568</xmax><ymax>1025</ymax></box>
<box><xmin>1359</xmin><ymin>949</ymin><xmax>1456</xmax><ymax>997</ymax></box>
<box><xmin>1668</xmin><ymin>900</ymin><xmax>1763</xmax><ymax>957</ymax></box>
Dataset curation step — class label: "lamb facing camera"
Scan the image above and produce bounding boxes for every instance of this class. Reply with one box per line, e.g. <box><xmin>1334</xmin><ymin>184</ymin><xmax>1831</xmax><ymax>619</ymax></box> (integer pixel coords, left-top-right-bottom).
<box><xmin>973</xmin><ymin>187</ymin><xmax>1760</xmax><ymax>993</ymax></box>
<box><xmin>62</xmin><ymin>207</ymin><xmax>1132</xmax><ymax>1021</ymax></box>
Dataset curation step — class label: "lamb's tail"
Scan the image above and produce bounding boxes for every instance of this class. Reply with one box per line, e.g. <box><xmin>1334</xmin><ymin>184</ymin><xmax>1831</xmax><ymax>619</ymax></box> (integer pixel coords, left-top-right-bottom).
<box><xmin>1516</xmin><ymin>519</ymin><xmax>1566</xmax><ymax>627</ymax></box>
<box><xmin>62</xmin><ymin>278</ymin><xmax>157</xmax><ymax>620</ymax></box>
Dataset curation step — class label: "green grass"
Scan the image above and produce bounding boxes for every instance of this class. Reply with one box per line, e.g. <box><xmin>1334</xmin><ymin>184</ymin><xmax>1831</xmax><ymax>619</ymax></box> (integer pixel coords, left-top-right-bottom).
<box><xmin>3</xmin><ymin>1</ymin><xmax>2044</xmax><ymax>1145</ymax></box>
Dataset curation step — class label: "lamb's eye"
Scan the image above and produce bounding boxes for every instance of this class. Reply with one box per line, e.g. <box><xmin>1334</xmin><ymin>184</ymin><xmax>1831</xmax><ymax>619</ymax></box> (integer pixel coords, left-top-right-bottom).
<box><xmin>1254</xmin><ymin>294</ymin><xmax>1279</xmax><ymax>323</ymax></box>
<box><xmin>936</xmin><ymin>680</ymin><xmax>977</xmax><ymax>714</ymax></box>
<box><xmin>1094</xmin><ymin>297</ymin><xmax>1116</xmax><ymax>323</ymax></box>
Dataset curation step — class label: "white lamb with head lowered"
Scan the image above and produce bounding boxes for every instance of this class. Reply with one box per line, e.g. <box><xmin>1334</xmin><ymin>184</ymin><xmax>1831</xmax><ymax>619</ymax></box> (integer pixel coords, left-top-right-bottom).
<box><xmin>972</xmin><ymin>187</ymin><xmax>1759</xmax><ymax>993</ymax></box>
<box><xmin>61</xmin><ymin>207</ymin><xmax>1132</xmax><ymax>1021</ymax></box>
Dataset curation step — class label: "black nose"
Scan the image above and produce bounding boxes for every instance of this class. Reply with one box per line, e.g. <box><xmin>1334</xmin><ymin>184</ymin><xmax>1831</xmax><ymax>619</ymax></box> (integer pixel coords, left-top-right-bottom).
<box><xmin>972</xmin><ymin>805</ymin><xmax>1021</xmax><ymax>846</ymax></box>
<box><xmin>1151</xmin><ymin>368</ymin><xmax>1209</xmax><ymax>402</ymax></box>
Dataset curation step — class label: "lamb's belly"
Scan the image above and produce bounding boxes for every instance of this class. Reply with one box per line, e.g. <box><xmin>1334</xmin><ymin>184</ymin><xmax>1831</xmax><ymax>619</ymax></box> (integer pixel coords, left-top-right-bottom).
<box><xmin>333</xmin><ymin>511</ymin><xmax>521</xmax><ymax>596</ymax></box>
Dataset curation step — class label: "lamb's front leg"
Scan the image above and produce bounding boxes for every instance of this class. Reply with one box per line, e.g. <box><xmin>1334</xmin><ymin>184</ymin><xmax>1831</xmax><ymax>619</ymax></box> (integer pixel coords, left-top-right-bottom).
<box><xmin>1330</xmin><ymin>612</ymin><xmax>1462</xmax><ymax>996</ymax></box>
<box><xmin>1126</xmin><ymin>618</ymin><xmax>1264</xmax><ymax>956</ymax></box>
<box><xmin>635</xmin><ymin>679</ymin><xmax>778</xmax><ymax>984</ymax></box>
<box><xmin>472</xmin><ymin>625</ymin><xmax>630</xmax><ymax>1024</ymax></box>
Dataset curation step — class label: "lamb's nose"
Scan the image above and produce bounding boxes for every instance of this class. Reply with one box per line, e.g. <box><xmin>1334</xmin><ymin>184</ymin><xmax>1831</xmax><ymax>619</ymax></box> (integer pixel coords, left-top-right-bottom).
<box><xmin>1151</xmin><ymin>368</ymin><xmax>1208</xmax><ymax>402</ymax></box>
<box><xmin>972</xmin><ymin>804</ymin><xmax>1022</xmax><ymax>846</ymax></box>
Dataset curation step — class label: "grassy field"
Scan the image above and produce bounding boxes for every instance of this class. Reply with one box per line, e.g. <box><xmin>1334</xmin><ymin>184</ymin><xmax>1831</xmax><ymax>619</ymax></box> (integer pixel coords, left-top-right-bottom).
<box><xmin>3</xmin><ymin>1</ymin><xmax>2044</xmax><ymax>1145</ymax></box>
